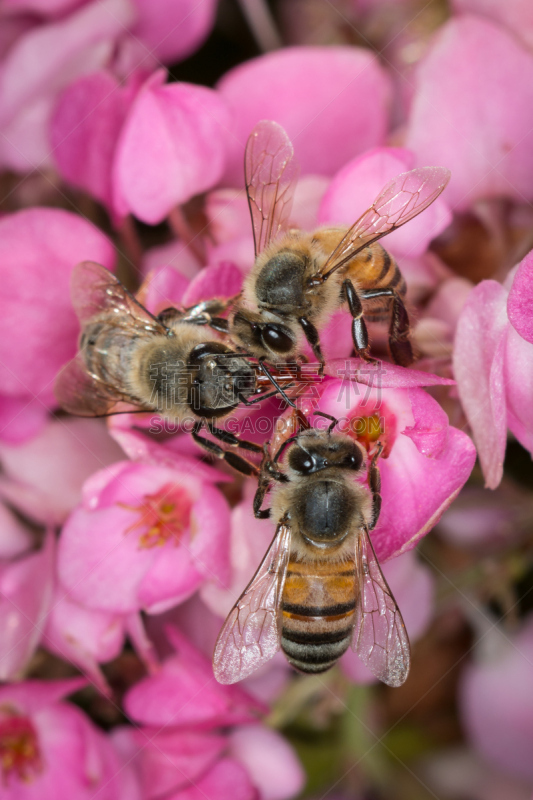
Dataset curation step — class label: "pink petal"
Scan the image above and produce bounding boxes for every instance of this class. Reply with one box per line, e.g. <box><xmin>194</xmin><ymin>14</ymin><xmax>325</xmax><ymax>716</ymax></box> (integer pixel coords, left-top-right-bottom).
<box><xmin>0</xmin><ymin>418</ymin><xmax>123</xmax><ymax>526</ymax></box>
<box><xmin>0</xmin><ymin>395</ymin><xmax>49</xmax><ymax>444</ymax></box>
<box><xmin>341</xmin><ymin>550</ymin><xmax>435</xmax><ymax>683</ymax></box>
<box><xmin>327</xmin><ymin>358</ymin><xmax>455</xmax><ymax>388</ymax></box>
<box><xmin>0</xmin><ymin>208</ymin><xmax>115</xmax><ymax>406</ymax></box>
<box><xmin>168</xmin><ymin>757</ymin><xmax>256</xmax><ymax>800</ymax></box>
<box><xmin>114</xmin><ymin>74</ymin><xmax>231</xmax><ymax>223</ymax></box>
<box><xmin>453</xmin><ymin>280</ymin><xmax>509</xmax><ymax>489</ymax></box>
<box><xmin>51</xmin><ymin>70</ymin><xmax>137</xmax><ymax>220</ymax></box>
<box><xmin>229</xmin><ymin>724</ymin><xmax>305</xmax><ymax>800</ymax></box>
<box><xmin>0</xmin><ymin>676</ymin><xmax>87</xmax><ymax>713</ymax></box>
<box><xmin>182</xmin><ymin>262</ymin><xmax>244</xmax><ymax>306</ymax></box>
<box><xmin>405</xmin><ymin>16</ymin><xmax>533</xmax><ymax>209</ymax></box>
<box><xmin>319</xmin><ymin>148</ymin><xmax>451</xmax><ymax>258</ymax></box>
<box><xmin>374</xmin><ymin>427</ymin><xmax>476</xmax><ymax>561</ymax></box>
<box><xmin>142</xmin><ymin>239</ymin><xmax>202</xmax><ymax>282</ymax></box>
<box><xmin>403</xmin><ymin>387</ymin><xmax>449</xmax><ymax>457</ymax></box>
<box><xmin>0</xmin><ymin>530</ymin><xmax>55</xmax><ymax>680</ymax></box>
<box><xmin>507</xmin><ymin>248</ymin><xmax>533</xmax><ymax>344</ymax></box>
<box><xmin>131</xmin><ymin>0</ymin><xmax>217</xmax><ymax>64</ymax></box>
<box><xmin>503</xmin><ymin>324</ymin><xmax>533</xmax><ymax>454</ymax></box>
<box><xmin>0</xmin><ymin>501</ymin><xmax>33</xmax><ymax>560</ymax></box>
<box><xmin>217</xmin><ymin>46</ymin><xmax>391</xmax><ymax>186</ymax></box>
<box><xmin>139</xmin><ymin>265</ymin><xmax>190</xmax><ymax>316</ymax></box>
<box><xmin>451</xmin><ymin>0</ymin><xmax>533</xmax><ymax>51</ymax></box>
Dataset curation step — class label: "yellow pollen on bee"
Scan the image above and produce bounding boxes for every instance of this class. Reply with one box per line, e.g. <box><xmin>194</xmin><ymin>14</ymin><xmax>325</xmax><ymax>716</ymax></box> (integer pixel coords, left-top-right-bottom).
<box><xmin>119</xmin><ymin>483</ymin><xmax>193</xmax><ymax>549</ymax></box>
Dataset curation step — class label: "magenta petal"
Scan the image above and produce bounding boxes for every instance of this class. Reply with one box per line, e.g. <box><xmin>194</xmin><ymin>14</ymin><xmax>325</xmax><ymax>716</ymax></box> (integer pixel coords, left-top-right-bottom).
<box><xmin>507</xmin><ymin>248</ymin><xmax>533</xmax><ymax>344</ymax></box>
<box><xmin>217</xmin><ymin>46</ymin><xmax>391</xmax><ymax>186</ymax></box>
<box><xmin>0</xmin><ymin>676</ymin><xmax>87</xmax><ymax>713</ymax></box>
<box><xmin>229</xmin><ymin>725</ymin><xmax>305</xmax><ymax>800</ymax></box>
<box><xmin>114</xmin><ymin>76</ymin><xmax>231</xmax><ymax>223</ymax></box>
<box><xmin>51</xmin><ymin>71</ymin><xmax>136</xmax><ymax>219</ymax></box>
<box><xmin>0</xmin><ymin>530</ymin><xmax>55</xmax><ymax>680</ymax></box>
<box><xmin>374</xmin><ymin>428</ymin><xmax>476</xmax><ymax>561</ymax></box>
<box><xmin>182</xmin><ymin>262</ymin><xmax>244</xmax><ymax>306</ymax></box>
<box><xmin>403</xmin><ymin>387</ymin><xmax>449</xmax><ymax>457</ymax></box>
<box><xmin>169</xmin><ymin>757</ymin><xmax>256</xmax><ymax>800</ymax></box>
<box><xmin>140</xmin><ymin>265</ymin><xmax>190</xmax><ymax>316</ymax></box>
<box><xmin>319</xmin><ymin>148</ymin><xmax>451</xmax><ymax>257</ymax></box>
<box><xmin>405</xmin><ymin>16</ymin><xmax>533</xmax><ymax>209</ymax></box>
<box><xmin>453</xmin><ymin>280</ymin><xmax>508</xmax><ymax>489</ymax></box>
<box><xmin>327</xmin><ymin>358</ymin><xmax>455</xmax><ymax>388</ymax></box>
<box><xmin>0</xmin><ymin>395</ymin><xmax>48</xmax><ymax>444</ymax></box>
<box><xmin>0</xmin><ymin>208</ymin><xmax>115</xmax><ymax>405</ymax></box>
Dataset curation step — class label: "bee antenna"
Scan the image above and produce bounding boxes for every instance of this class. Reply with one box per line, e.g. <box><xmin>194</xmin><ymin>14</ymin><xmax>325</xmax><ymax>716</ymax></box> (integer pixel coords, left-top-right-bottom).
<box><xmin>313</xmin><ymin>411</ymin><xmax>338</xmax><ymax>434</ymax></box>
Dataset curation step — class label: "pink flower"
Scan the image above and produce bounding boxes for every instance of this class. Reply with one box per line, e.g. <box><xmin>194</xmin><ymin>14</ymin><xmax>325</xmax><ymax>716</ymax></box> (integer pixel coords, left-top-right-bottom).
<box><xmin>0</xmin><ymin>501</ymin><xmax>33</xmax><ymax>560</ymax></box>
<box><xmin>57</xmin><ymin>460</ymin><xmax>231</xmax><ymax>614</ymax></box>
<box><xmin>453</xmin><ymin>249</ymin><xmax>533</xmax><ymax>488</ymax></box>
<box><xmin>405</xmin><ymin>16</ymin><xmax>533</xmax><ymax>209</ymax></box>
<box><xmin>129</xmin><ymin>0</ymin><xmax>218</xmax><ymax>64</ymax></box>
<box><xmin>0</xmin><ymin>531</ymin><xmax>54</xmax><ymax>680</ymax></box>
<box><xmin>0</xmin><ymin>208</ymin><xmax>115</xmax><ymax>428</ymax></box>
<box><xmin>0</xmin><ymin>677</ymin><xmax>141</xmax><ymax>798</ymax></box>
<box><xmin>0</xmin><ymin>418</ymin><xmax>122</xmax><ymax>526</ymax></box>
<box><xmin>451</xmin><ymin>0</ymin><xmax>533</xmax><ymax>51</ymax></box>
<box><xmin>228</xmin><ymin>724</ymin><xmax>305</xmax><ymax>800</ymax></box>
<box><xmin>217</xmin><ymin>46</ymin><xmax>392</xmax><ymax>186</ymax></box>
<box><xmin>459</xmin><ymin>613</ymin><xmax>533</xmax><ymax>781</ymax></box>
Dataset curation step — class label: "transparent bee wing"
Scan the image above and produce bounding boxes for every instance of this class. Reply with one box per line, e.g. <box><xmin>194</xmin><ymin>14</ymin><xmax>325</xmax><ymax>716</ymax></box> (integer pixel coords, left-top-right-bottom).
<box><xmin>245</xmin><ymin>120</ymin><xmax>299</xmax><ymax>257</ymax></box>
<box><xmin>54</xmin><ymin>354</ymin><xmax>135</xmax><ymax>417</ymax></box>
<box><xmin>71</xmin><ymin>261</ymin><xmax>166</xmax><ymax>334</ymax></box>
<box><xmin>352</xmin><ymin>527</ymin><xmax>410</xmax><ymax>687</ymax></box>
<box><xmin>321</xmin><ymin>167</ymin><xmax>451</xmax><ymax>279</ymax></box>
<box><xmin>213</xmin><ymin>522</ymin><xmax>292</xmax><ymax>684</ymax></box>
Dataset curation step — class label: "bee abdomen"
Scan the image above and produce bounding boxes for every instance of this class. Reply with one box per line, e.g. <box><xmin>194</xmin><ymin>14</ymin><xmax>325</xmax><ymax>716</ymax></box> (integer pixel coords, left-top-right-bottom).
<box><xmin>281</xmin><ymin>615</ymin><xmax>353</xmax><ymax>674</ymax></box>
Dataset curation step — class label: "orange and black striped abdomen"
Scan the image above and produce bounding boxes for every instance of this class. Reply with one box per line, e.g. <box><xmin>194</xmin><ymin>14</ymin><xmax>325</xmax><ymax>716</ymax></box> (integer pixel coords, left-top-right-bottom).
<box><xmin>344</xmin><ymin>243</ymin><xmax>406</xmax><ymax>322</ymax></box>
<box><xmin>281</xmin><ymin>558</ymin><xmax>357</xmax><ymax>674</ymax></box>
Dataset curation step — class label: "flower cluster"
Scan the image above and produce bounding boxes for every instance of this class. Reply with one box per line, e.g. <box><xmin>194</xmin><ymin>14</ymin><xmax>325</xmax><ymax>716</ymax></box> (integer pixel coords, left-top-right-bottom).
<box><xmin>0</xmin><ymin>1</ymin><xmax>532</xmax><ymax>798</ymax></box>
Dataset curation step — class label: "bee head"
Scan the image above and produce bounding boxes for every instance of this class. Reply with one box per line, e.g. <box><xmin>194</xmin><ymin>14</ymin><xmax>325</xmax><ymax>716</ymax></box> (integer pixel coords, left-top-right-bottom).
<box><xmin>288</xmin><ymin>434</ymin><xmax>364</xmax><ymax>475</ymax></box>
<box><xmin>231</xmin><ymin>311</ymin><xmax>295</xmax><ymax>358</ymax></box>
<box><xmin>187</xmin><ymin>342</ymin><xmax>256</xmax><ymax>418</ymax></box>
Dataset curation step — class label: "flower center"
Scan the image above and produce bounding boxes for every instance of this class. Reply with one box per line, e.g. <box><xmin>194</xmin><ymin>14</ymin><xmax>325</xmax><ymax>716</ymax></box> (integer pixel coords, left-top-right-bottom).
<box><xmin>0</xmin><ymin>710</ymin><xmax>42</xmax><ymax>785</ymax></box>
<box><xmin>348</xmin><ymin>413</ymin><xmax>384</xmax><ymax>450</ymax></box>
<box><xmin>121</xmin><ymin>483</ymin><xmax>193</xmax><ymax>548</ymax></box>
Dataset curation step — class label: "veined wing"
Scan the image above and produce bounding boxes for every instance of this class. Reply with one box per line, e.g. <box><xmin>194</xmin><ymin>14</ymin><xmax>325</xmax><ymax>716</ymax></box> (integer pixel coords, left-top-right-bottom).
<box><xmin>352</xmin><ymin>527</ymin><xmax>410</xmax><ymax>687</ymax></box>
<box><xmin>321</xmin><ymin>167</ymin><xmax>451</xmax><ymax>280</ymax></box>
<box><xmin>213</xmin><ymin>522</ymin><xmax>291</xmax><ymax>684</ymax></box>
<box><xmin>71</xmin><ymin>261</ymin><xmax>167</xmax><ymax>335</ymax></box>
<box><xmin>245</xmin><ymin>120</ymin><xmax>299</xmax><ymax>257</ymax></box>
<box><xmin>54</xmin><ymin>354</ymin><xmax>141</xmax><ymax>417</ymax></box>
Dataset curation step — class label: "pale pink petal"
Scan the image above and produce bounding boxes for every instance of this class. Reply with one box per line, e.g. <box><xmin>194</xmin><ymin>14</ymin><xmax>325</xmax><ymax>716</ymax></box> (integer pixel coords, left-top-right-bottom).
<box><xmin>342</xmin><ymin>550</ymin><xmax>435</xmax><ymax>683</ymax></box>
<box><xmin>0</xmin><ymin>676</ymin><xmax>87</xmax><ymax>713</ymax></box>
<box><xmin>0</xmin><ymin>208</ymin><xmax>115</xmax><ymax>406</ymax></box>
<box><xmin>319</xmin><ymin>148</ymin><xmax>451</xmax><ymax>257</ymax></box>
<box><xmin>503</xmin><ymin>324</ymin><xmax>533</xmax><ymax>454</ymax></box>
<box><xmin>327</xmin><ymin>358</ymin><xmax>455</xmax><ymax>388</ymax></box>
<box><xmin>131</xmin><ymin>0</ymin><xmax>217</xmax><ymax>64</ymax></box>
<box><xmin>405</xmin><ymin>17</ymin><xmax>533</xmax><ymax>209</ymax></box>
<box><xmin>0</xmin><ymin>531</ymin><xmax>55</xmax><ymax>680</ymax></box>
<box><xmin>453</xmin><ymin>281</ymin><xmax>508</xmax><ymax>489</ymax></box>
<box><xmin>507</xmin><ymin>249</ymin><xmax>533</xmax><ymax>344</ymax></box>
<box><xmin>142</xmin><ymin>239</ymin><xmax>202</xmax><ymax>281</ymax></box>
<box><xmin>460</xmin><ymin>618</ymin><xmax>533</xmax><ymax>781</ymax></box>
<box><xmin>374</xmin><ymin>428</ymin><xmax>476</xmax><ymax>561</ymax></box>
<box><xmin>168</xmin><ymin>757</ymin><xmax>256</xmax><ymax>800</ymax></box>
<box><xmin>206</xmin><ymin>237</ymin><xmax>256</xmax><ymax>273</ymax></box>
<box><xmin>229</xmin><ymin>724</ymin><xmax>305</xmax><ymax>800</ymax></box>
<box><xmin>2</xmin><ymin>0</ymin><xmax>83</xmax><ymax>15</ymax></box>
<box><xmin>206</xmin><ymin>189</ymin><xmax>251</xmax><ymax>244</ymax></box>
<box><xmin>452</xmin><ymin>0</ymin><xmax>533</xmax><ymax>51</ymax></box>
<box><xmin>0</xmin><ymin>418</ymin><xmax>123</xmax><ymax>526</ymax></box>
<box><xmin>139</xmin><ymin>264</ymin><xmax>190</xmax><ymax>315</ymax></box>
<box><xmin>114</xmin><ymin>74</ymin><xmax>231</xmax><ymax>223</ymax></box>
<box><xmin>0</xmin><ymin>501</ymin><xmax>33</xmax><ymax>559</ymax></box>
<box><xmin>403</xmin><ymin>387</ymin><xmax>449</xmax><ymax>457</ymax></box>
<box><xmin>291</xmin><ymin>175</ymin><xmax>330</xmax><ymax>232</ymax></box>
<box><xmin>217</xmin><ymin>46</ymin><xmax>391</xmax><ymax>186</ymax></box>
<box><xmin>182</xmin><ymin>262</ymin><xmax>244</xmax><ymax>306</ymax></box>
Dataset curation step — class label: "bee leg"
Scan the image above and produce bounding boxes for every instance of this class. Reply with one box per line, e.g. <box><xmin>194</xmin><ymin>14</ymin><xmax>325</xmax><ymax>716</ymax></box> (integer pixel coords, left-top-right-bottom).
<box><xmin>368</xmin><ymin>442</ymin><xmax>383</xmax><ymax>530</ymax></box>
<box><xmin>253</xmin><ymin>480</ymin><xmax>271</xmax><ymax>519</ymax></box>
<box><xmin>360</xmin><ymin>288</ymin><xmax>414</xmax><ymax>367</ymax></box>
<box><xmin>297</xmin><ymin>317</ymin><xmax>325</xmax><ymax>375</ymax></box>
<box><xmin>342</xmin><ymin>279</ymin><xmax>372</xmax><ymax>361</ymax></box>
<box><xmin>191</xmin><ymin>421</ymin><xmax>259</xmax><ymax>477</ymax></box>
<box><xmin>207</xmin><ymin>422</ymin><xmax>263</xmax><ymax>453</ymax></box>
<box><xmin>257</xmin><ymin>359</ymin><xmax>296</xmax><ymax>408</ymax></box>
<box><xmin>237</xmin><ymin>388</ymin><xmax>285</xmax><ymax>406</ymax></box>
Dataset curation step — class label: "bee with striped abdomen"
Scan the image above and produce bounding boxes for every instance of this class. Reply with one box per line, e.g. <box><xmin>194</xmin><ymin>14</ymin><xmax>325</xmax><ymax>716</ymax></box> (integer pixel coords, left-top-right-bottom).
<box><xmin>230</xmin><ymin>120</ymin><xmax>450</xmax><ymax>368</ymax></box>
<box><xmin>213</xmin><ymin>413</ymin><xmax>410</xmax><ymax>686</ymax></box>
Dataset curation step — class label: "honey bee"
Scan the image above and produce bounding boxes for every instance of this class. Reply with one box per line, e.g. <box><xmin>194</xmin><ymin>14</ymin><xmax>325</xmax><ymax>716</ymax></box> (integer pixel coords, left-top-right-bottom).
<box><xmin>230</xmin><ymin>120</ymin><xmax>450</xmax><ymax>368</ymax></box>
<box><xmin>55</xmin><ymin>261</ymin><xmax>309</xmax><ymax>476</ymax></box>
<box><xmin>213</xmin><ymin>412</ymin><xmax>410</xmax><ymax>686</ymax></box>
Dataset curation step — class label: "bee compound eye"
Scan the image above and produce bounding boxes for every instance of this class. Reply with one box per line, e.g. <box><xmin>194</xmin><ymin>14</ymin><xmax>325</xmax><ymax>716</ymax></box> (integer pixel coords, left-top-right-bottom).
<box><xmin>345</xmin><ymin>449</ymin><xmax>363</xmax><ymax>471</ymax></box>
<box><xmin>288</xmin><ymin>447</ymin><xmax>315</xmax><ymax>474</ymax></box>
<box><xmin>261</xmin><ymin>325</ymin><xmax>294</xmax><ymax>354</ymax></box>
